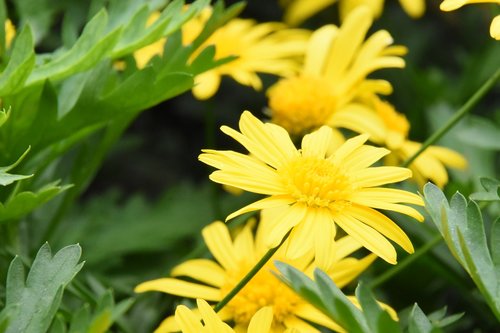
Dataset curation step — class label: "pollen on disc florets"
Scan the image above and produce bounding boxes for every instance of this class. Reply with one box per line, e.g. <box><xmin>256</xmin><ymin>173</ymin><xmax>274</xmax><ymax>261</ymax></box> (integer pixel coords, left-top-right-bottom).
<box><xmin>221</xmin><ymin>264</ymin><xmax>300</xmax><ymax>330</ymax></box>
<box><xmin>280</xmin><ymin>156</ymin><xmax>353</xmax><ymax>210</ymax></box>
<box><xmin>267</xmin><ymin>75</ymin><xmax>337</xmax><ymax>136</ymax></box>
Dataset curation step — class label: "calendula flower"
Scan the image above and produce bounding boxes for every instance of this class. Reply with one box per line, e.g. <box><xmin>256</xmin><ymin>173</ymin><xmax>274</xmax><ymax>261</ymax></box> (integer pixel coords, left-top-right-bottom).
<box><xmin>440</xmin><ymin>0</ymin><xmax>500</xmax><ymax>40</ymax></box>
<box><xmin>267</xmin><ymin>6</ymin><xmax>406</xmax><ymax>136</ymax></box>
<box><xmin>330</xmin><ymin>98</ymin><xmax>468</xmax><ymax>188</ymax></box>
<box><xmin>136</xmin><ymin>220</ymin><xmax>379</xmax><ymax>332</ymax></box>
<box><xmin>281</xmin><ymin>0</ymin><xmax>425</xmax><ymax>26</ymax></box>
<box><xmin>199</xmin><ymin>111</ymin><xmax>424</xmax><ymax>265</ymax></box>
<box><xmin>174</xmin><ymin>299</ymin><xmax>273</xmax><ymax>333</ymax></box>
<box><xmin>134</xmin><ymin>7</ymin><xmax>309</xmax><ymax>99</ymax></box>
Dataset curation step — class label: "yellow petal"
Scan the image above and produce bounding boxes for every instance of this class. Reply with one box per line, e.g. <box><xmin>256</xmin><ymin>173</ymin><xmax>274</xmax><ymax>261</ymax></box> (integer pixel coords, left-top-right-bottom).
<box><xmin>329</xmin><ymin>104</ymin><xmax>386</xmax><ymax>143</ymax></box>
<box><xmin>345</xmin><ymin>204</ymin><xmax>414</xmax><ymax>253</ymax></box>
<box><xmin>314</xmin><ymin>209</ymin><xmax>337</xmax><ymax>271</ymax></box>
<box><xmin>283</xmin><ymin>0</ymin><xmax>337</xmax><ymax>26</ymax></box>
<box><xmin>193</xmin><ymin>70</ymin><xmax>221</xmax><ymax>100</ymax></box>
<box><xmin>135</xmin><ymin>278</ymin><xmax>221</xmax><ymax>301</ymax></box>
<box><xmin>284</xmin><ymin>315</ymin><xmax>323</xmax><ymax>332</ymax></box>
<box><xmin>330</xmin><ymin>134</ymin><xmax>370</xmax><ymax>164</ymax></box>
<box><xmin>226</xmin><ymin>195</ymin><xmax>295</xmax><ymax>221</ymax></box>
<box><xmin>351</xmin><ymin>188</ymin><xmax>424</xmax><ymax>205</ymax></box>
<box><xmin>171</xmin><ymin>259</ymin><xmax>226</xmax><ymax>287</ymax></box>
<box><xmin>352</xmin><ymin>166</ymin><xmax>412</xmax><ymax>187</ymax></box>
<box><xmin>284</xmin><ymin>208</ymin><xmax>317</xmax><ymax>259</ymax></box>
<box><xmin>248</xmin><ymin>306</ymin><xmax>273</xmax><ymax>333</ymax></box>
<box><xmin>399</xmin><ymin>0</ymin><xmax>425</xmax><ymax>18</ymax></box>
<box><xmin>330</xmin><ymin>255</ymin><xmax>377</xmax><ymax>288</ymax></box>
<box><xmin>175</xmin><ymin>305</ymin><xmax>204</xmax><ymax>333</ymax></box>
<box><xmin>440</xmin><ymin>0</ymin><xmax>467</xmax><ymax>11</ymax></box>
<box><xmin>295</xmin><ymin>303</ymin><xmax>345</xmax><ymax>332</ymax></box>
<box><xmin>202</xmin><ymin>221</ymin><xmax>239</xmax><ymax>271</ymax></box>
<box><xmin>266</xmin><ymin>203</ymin><xmax>307</xmax><ymax>248</ymax></box>
<box><xmin>196</xmin><ymin>299</ymin><xmax>233</xmax><ymax>333</ymax></box>
<box><xmin>491</xmin><ymin>15</ymin><xmax>500</xmax><ymax>40</ymax></box>
<box><xmin>233</xmin><ymin>223</ymin><xmax>256</xmax><ymax>262</ymax></box>
<box><xmin>334</xmin><ymin>213</ymin><xmax>397</xmax><ymax>264</ymax></box>
<box><xmin>303</xmin><ymin>25</ymin><xmax>338</xmax><ymax>76</ymax></box>
<box><xmin>301</xmin><ymin>126</ymin><xmax>334</xmax><ymax>158</ymax></box>
<box><xmin>333</xmin><ymin>235</ymin><xmax>363</xmax><ymax>261</ymax></box>
<box><xmin>343</xmin><ymin>145</ymin><xmax>390</xmax><ymax>171</ymax></box>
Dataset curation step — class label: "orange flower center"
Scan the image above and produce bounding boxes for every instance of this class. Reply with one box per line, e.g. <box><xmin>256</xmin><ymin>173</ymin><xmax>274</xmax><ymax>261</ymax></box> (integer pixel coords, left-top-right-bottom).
<box><xmin>267</xmin><ymin>75</ymin><xmax>337</xmax><ymax>136</ymax></box>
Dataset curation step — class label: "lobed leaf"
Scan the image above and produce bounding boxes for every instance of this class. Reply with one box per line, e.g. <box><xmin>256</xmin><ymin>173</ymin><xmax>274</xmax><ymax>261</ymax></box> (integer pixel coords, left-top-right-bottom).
<box><xmin>0</xmin><ymin>243</ymin><xmax>83</xmax><ymax>333</ymax></box>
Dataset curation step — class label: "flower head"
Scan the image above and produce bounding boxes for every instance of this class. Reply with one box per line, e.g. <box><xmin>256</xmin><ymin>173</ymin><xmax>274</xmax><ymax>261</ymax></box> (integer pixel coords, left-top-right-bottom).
<box><xmin>330</xmin><ymin>97</ymin><xmax>468</xmax><ymax>188</ymax></box>
<box><xmin>199</xmin><ymin>111</ymin><xmax>424</xmax><ymax>265</ymax></box>
<box><xmin>134</xmin><ymin>7</ymin><xmax>309</xmax><ymax>99</ymax></box>
<box><xmin>267</xmin><ymin>6</ymin><xmax>406</xmax><ymax>136</ymax></box>
<box><xmin>135</xmin><ymin>220</ymin><xmax>377</xmax><ymax>332</ymax></box>
<box><xmin>174</xmin><ymin>299</ymin><xmax>272</xmax><ymax>333</ymax></box>
<box><xmin>440</xmin><ymin>0</ymin><xmax>500</xmax><ymax>40</ymax></box>
<box><xmin>281</xmin><ymin>0</ymin><xmax>425</xmax><ymax>26</ymax></box>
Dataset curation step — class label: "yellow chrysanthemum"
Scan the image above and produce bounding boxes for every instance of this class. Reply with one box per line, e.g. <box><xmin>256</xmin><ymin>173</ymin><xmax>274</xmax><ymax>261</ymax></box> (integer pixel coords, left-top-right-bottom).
<box><xmin>134</xmin><ymin>7</ymin><xmax>309</xmax><ymax>99</ymax></box>
<box><xmin>174</xmin><ymin>299</ymin><xmax>274</xmax><ymax>333</ymax></box>
<box><xmin>440</xmin><ymin>0</ymin><xmax>500</xmax><ymax>40</ymax></box>
<box><xmin>330</xmin><ymin>98</ymin><xmax>468</xmax><ymax>188</ymax></box>
<box><xmin>135</xmin><ymin>220</ymin><xmax>379</xmax><ymax>332</ymax></box>
<box><xmin>281</xmin><ymin>0</ymin><xmax>425</xmax><ymax>26</ymax></box>
<box><xmin>267</xmin><ymin>6</ymin><xmax>407</xmax><ymax>136</ymax></box>
<box><xmin>199</xmin><ymin>111</ymin><xmax>424</xmax><ymax>265</ymax></box>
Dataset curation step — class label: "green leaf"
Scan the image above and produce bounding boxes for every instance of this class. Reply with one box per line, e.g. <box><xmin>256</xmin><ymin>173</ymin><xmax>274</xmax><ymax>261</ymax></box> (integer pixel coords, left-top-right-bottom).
<box><xmin>0</xmin><ymin>181</ymin><xmax>71</xmax><ymax>223</ymax></box>
<box><xmin>27</xmin><ymin>9</ymin><xmax>122</xmax><ymax>85</ymax></box>
<box><xmin>0</xmin><ymin>25</ymin><xmax>35</xmax><ymax>96</ymax></box>
<box><xmin>492</xmin><ymin>218</ymin><xmax>500</xmax><ymax>279</ymax></box>
<box><xmin>0</xmin><ymin>147</ymin><xmax>32</xmax><ymax>186</ymax></box>
<box><xmin>456</xmin><ymin>116</ymin><xmax>500</xmax><ymax>150</ymax></box>
<box><xmin>356</xmin><ymin>283</ymin><xmax>400</xmax><ymax>333</ymax></box>
<box><xmin>408</xmin><ymin>304</ymin><xmax>435</xmax><ymax>333</ymax></box>
<box><xmin>0</xmin><ymin>107</ymin><xmax>10</xmax><ymax>128</ymax></box>
<box><xmin>0</xmin><ymin>243</ymin><xmax>83</xmax><ymax>333</ymax></box>
<box><xmin>470</xmin><ymin>177</ymin><xmax>500</xmax><ymax>201</ymax></box>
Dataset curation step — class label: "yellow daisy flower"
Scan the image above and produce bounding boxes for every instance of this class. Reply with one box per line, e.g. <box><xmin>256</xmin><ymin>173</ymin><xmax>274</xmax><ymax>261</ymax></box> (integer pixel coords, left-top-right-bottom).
<box><xmin>281</xmin><ymin>0</ymin><xmax>425</xmax><ymax>26</ymax></box>
<box><xmin>198</xmin><ymin>111</ymin><xmax>424</xmax><ymax>265</ymax></box>
<box><xmin>330</xmin><ymin>98</ymin><xmax>468</xmax><ymax>188</ymax></box>
<box><xmin>134</xmin><ymin>7</ymin><xmax>309</xmax><ymax>100</ymax></box>
<box><xmin>440</xmin><ymin>0</ymin><xmax>500</xmax><ymax>40</ymax></box>
<box><xmin>174</xmin><ymin>299</ymin><xmax>274</xmax><ymax>333</ymax></box>
<box><xmin>267</xmin><ymin>6</ymin><xmax>407</xmax><ymax>137</ymax></box>
<box><xmin>136</xmin><ymin>220</ymin><xmax>378</xmax><ymax>332</ymax></box>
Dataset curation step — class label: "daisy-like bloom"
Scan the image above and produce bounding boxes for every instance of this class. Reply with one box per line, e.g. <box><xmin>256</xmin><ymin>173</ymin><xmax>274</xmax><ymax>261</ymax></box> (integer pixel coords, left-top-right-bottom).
<box><xmin>330</xmin><ymin>98</ymin><xmax>468</xmax><ymax>188</ymax></box>
<box><xmin>280</xmin><ymin>0</ymin><xmax>425</xmax><ymax>26</ymax></box>
<box><xmin>174</xmin><ymin>299</ymin><xmax>274</xmax><ymax>333</ymax></box>
<box><xmin>266</xmin><ymin>6</ymin><xmax>407</xmax><ymax>137</ymax></box>
<box><xmin>135</xmin><ymin>220</ymin><xmax>379</xmax><ymax>332</ymax></box>
<box><xmin>134</xmin><ymin>7</ymin><xmax>309</xmax><ymax>99</ymax></box>
<box><xmin>199</xmin><ymin>111</ymin><xmax>424</xmax><ymax>266</ymax></box>
<box><xmin>440</xmin><ymin>0</ymin><xmax>500</xmax><ymax>40</ymax></box>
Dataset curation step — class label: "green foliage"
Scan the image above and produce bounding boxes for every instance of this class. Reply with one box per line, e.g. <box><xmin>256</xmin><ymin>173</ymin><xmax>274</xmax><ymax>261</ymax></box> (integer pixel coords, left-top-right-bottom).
<box><xmin>0</xmin><ymin>147</ymin><xmax>31</xmax><ymax>186</ymax></box>
<box><xmin>274</xmin><ymin>261</ymin><xmax>463</xmax><ymax>333</ymax></box>
<box><xmin>423</xmin><ymin>183</ymin><xmax>500</xmax><ymax>321</ymax></box>
<box><xmin>0</xmin><ymin>243</ymin><xmax>83</xmax><ymax>333</ymax></box>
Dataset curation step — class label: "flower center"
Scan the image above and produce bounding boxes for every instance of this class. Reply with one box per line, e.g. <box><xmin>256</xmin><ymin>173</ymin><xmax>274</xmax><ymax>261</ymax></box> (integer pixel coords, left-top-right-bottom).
<box><xmin>280</xmin><ymin>156</ymin><xmax>353</xmax><ymax>210</ymax></box>
<box><xmin>267</xmin><ymin>75</ymin><xmax>337</xmax><ymax>136</ymax></box>
<box><xmin>222</xmin><ymin>264</ymin><xmax>300</xmax><ymax>330</ymax></box>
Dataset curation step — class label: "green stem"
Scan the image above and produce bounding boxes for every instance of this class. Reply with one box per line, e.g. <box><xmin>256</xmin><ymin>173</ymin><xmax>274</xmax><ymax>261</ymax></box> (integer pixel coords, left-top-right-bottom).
<box><xmin>402</xmin><ymin>68</ymin><xmax>500</xmax><ymax>167</ymax></box>
<box><xmin>214</xmin><ymin>230</ymin><xmax>291</xmax><ymax>313</ymax></box>
<box><xmin>368</xmin><ymin>234</ymin><xmax>442</xmax><ymax>289</ymax></box>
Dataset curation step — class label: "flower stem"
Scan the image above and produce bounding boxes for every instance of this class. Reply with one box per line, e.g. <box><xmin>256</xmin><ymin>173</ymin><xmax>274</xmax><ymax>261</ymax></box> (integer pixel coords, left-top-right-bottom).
<box><xmin>214</xmin><ymin>230</ymin><xmax>291</xmax><ymax>313</ymax></box>
<box><xmin>368</xmin><ymin>233</ymin><xmax>442</xmax><ymax>289</ymax></box>
<box><xmin>402</xmin><ymin>68</ymin><xmax>500</xmax><ymax>167</ymax></box>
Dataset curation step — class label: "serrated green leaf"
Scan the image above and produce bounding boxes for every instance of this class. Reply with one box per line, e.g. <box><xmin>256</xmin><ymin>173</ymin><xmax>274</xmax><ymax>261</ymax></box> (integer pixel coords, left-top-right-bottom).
<box><xmin>27</xmin><ymin>10</ymin><xmax>122</xmax><ymax>85</ymax></box>
<box><xmin>492</xmin><ymin>218</ymin><xmax>500</xmax><ymax>279</ymax></box>
<box><xmin>356</xmin><ymin>283</ymin><xmax>400</xmax><ymax>333</ymax></box>
<box><xmin>1</xmin><ymin>243</ymin><xmax>83</xmax><ymax>333</ymax></box>
<box><xmin>408</xmin><ymin>304</ymin><xmax>434</xmax><ymax>333</ymax></box>
<box><xmin>314</xmin><ymin>269</ymin><xmax>368</xmax><ymax>333</ymax></box>
<box><xmin>0</xmin><ymin>182</ymin><xmax>71</xmax><ymax>223</ymax></box>
<box><xmin>0</xmin><ymin>25</ymin><xmax>35</xmax><ymax>96</ymax></box>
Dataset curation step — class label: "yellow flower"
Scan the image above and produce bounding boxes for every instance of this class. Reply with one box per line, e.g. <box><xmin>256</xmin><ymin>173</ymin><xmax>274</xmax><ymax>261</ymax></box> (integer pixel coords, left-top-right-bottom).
<box><xmin>174</xmin><ymin>299</ymin><xmax>273</xmax><ymax>333</ymax></box>
<box><xmin>133</xmin><ymin>11</ymin><xmax>166</xmax><ymax>69</ymax></box>
<box><xmin>440</xmin><ymin>0</ymin><xmax>500</xmax><ymax>40</ymax></box>
<box><xmin>267</xmin><ymin>6</ymin><xmax>406</xmax><ymax>136</ymax></box>
<box><xmin>199</xmin><ymin>111</ymin><xmax>424</xmax><ymax>265</ymax></box>
<box><xmin>330</xmin><ymin>98</ymin><xmax>468</xmax><ymax>188</ymax></box>
<box><xmin>134</xmin><ymin>7</ymin><xmax>309</xmax><ymax>100</ymax></box>
<box><xmin>281</xmin><ymin>0</ymin><xmax>425</xmax><ymax>26</ymax></box>
<box><xmin>135</xmin><ymin>220</ymin><xmax>378</xmax><ymax>332</ymax></box>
